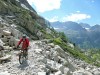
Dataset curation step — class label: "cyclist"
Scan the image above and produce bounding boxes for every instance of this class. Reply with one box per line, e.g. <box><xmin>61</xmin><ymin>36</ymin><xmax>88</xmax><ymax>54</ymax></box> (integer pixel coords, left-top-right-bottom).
<box><xmin>17</xmin><ymin>35</ymin><xmax>29</xmax><ymax>58</ymax></box>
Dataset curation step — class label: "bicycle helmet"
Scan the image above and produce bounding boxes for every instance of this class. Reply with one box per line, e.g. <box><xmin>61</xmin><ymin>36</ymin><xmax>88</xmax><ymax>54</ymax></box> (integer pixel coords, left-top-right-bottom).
<box><xmin>22</xmin><ymin>34</ymin><xmax>26</xmax><ymax>38</ymax></box>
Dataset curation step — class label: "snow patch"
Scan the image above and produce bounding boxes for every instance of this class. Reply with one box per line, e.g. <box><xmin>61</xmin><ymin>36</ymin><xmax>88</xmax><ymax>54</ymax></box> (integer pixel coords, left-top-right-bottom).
<box><xmin>21</xmin><ymin>3</ymin><xmax>29</xmax><ymax>10</ymax></box>
<box><xmin>85</xmin><ymin>28</ymin><xmax>89</xmax><ymax>30</ymax></box>
<box><xmin>84</xmin><ymin>27</ymin><xmax>90</xmax><ymax>31</ymax></box>
<box><xmin>15</xmin><ymin>0</ymin><xmax>20</xmax><ymax>2</ymax></box>
<box><xmin>54</xmin><ymin>27</ymin><xmax>60</xmax><ymax>30</ymax></box>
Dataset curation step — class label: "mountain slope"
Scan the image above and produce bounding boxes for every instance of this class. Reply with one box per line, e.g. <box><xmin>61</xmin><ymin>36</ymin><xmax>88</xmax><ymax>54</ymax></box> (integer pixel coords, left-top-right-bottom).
<box><xmin>0</xmin><ymin>0</ymin><xmax>57</xmax><ymax>40</ymax></box>
<box><xmin>51</xmin><ymin>21</ymin><xmax>100</xmax><ymax>49</ymax></box>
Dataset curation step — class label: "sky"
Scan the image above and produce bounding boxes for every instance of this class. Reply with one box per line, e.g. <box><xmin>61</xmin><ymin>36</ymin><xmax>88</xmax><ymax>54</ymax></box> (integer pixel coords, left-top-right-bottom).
<box><xmin>27</xmin><ymin>0</ymin><xmax>100</xmax><ymax>26</ymax></box>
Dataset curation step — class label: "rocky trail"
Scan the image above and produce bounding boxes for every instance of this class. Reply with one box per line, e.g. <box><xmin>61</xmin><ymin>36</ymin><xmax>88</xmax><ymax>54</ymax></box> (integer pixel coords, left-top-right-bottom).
<box><xmin>0</xmin><ymin>41</ymin><xmax>47</xmax><ymax>75</ymax></box>
<box><xmin>0</xmin><ymin>40</ymin><xmax>100</xmax><ymax>75</ymax></box>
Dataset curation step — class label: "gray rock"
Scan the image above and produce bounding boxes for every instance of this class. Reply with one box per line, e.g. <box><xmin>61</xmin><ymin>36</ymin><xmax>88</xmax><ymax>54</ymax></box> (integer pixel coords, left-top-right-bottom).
<box><xmin>84</xmin><ymin>71</ymin><xmax>93</xmax><ymax>75</ymax></box>
<box><xmin>93</xmin><ymin>69</ymin><xmax>100</xmax><ymax>75</ymax></box>
<box><xmin>55</xmin><ymin>71</ymin><xmax>62</xmax><ymax>75</ymax></box>
<box><xmin>38</xmin><ymin>72</ymin><xmax>46</xmax><ymax>75</ymax></box>
<box><xmin>0</xmin><ymin>71</ymin><xmax>10</xmax><ymax>75</ymax></box>
<box><xmin>3</xmin><ymin>30</ymin><xmax>11</xmax><ymax>36</ymax></box>
<box><xmin>9</xmin><ymin>36</ymin><xmax>15</xmax><ymax>47</ymax></box>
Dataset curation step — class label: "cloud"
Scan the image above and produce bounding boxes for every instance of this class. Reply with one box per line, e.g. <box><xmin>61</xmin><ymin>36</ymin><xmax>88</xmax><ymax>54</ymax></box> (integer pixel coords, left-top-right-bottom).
<box><xmin>27</xmin><ymin>0</ymin><xmax>62</xmax><ymax>13</ymax></box>
<box><xmin>47</xmin><ymin>16</ymin><xmax>59</xmax><ymax>22</ymax></box>
<box><xmin>62</xmin><ymin>13</ymin><xmax>91</xmax><ymax>22</ymax></box>
<box><xmin>47</xmin><ymin>13</ymin><xmax>91</xmax><ymax>22</ymax></box>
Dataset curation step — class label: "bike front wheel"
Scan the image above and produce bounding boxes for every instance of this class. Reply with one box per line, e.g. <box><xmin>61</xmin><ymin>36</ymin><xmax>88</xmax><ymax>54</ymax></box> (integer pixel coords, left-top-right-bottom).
<box><xmin>19</xmin><ymin>53</ymin><xmax>24</xmax><ymax>64</ymax></box>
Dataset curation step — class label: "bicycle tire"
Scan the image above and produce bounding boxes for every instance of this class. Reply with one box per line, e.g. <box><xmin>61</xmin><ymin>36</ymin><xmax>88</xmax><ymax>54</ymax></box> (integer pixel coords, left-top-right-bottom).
<box><xmin>19</xmin><ymin>53</ymin><xmax>24</xmax><ymax>64</ymax></box>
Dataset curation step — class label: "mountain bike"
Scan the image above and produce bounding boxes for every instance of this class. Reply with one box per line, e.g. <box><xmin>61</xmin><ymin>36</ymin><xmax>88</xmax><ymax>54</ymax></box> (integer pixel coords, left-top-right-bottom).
<box><xmin>19</xmin><ymin>49</ymin><xmax>28</xmax><ymax>64</ymax></box>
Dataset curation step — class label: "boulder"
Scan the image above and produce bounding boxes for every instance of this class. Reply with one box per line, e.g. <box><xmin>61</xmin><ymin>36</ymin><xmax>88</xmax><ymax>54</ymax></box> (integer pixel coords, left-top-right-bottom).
<box><xmin>59</xmin><ymin>65</ymin><xmax>65</xmax><ymax>73</ymax></box>
<box><xmin>67</xmin><ymin>43</ymin><xmax>74</xmax><ymax>48</ymax></box>
<box><xmin>11</xmin><ymin>29</ymin><xmax>23</xmax><ymax>39</ymax></box>
<box><xmin>3</xmin><ymin>30</ymin><xmax>11</xmax><ymax>36</ymax></box>
<box><xmin>0</xmin><ymin>71</ymin><xmax>10</xmax><ymax>75</ymax></box>
<box><xmin>34</xmin><ymin>49</ymin><xmax>43</xmax><ymax>54</ymax></box>
<box><xmin>73</xmin><ymin>72</ymin><xmax>84</xmax><ymax>75</ymax></box>
<box><xmin>46</xmin><ymin>60</ymin><xmax>59</xmax><ymax>72</ymax></box>
<box><xmin>14</xmin><ymin>38</ymin><xmax>20</xmax><ymax>47</ymax></box>
<box><xmin>54</xmin><ymin>45</ymin><xmax>69</xmax><ymax>59</ymax></box>
<box><xmin>0</xmin><ymin>50</ymin><xmax>4</xmax><ymax>57</ymax></box>
<box><xmin>93</xmin><ymin>69</ymin><xmax>100</xmax><ymax>75</ymax></box>
<box><xmin>0</xmin><ymin>32</ymin><xmax>3</xmax><ymax>38</ymax></box>
<box><xmin>84</xmin><ymin>71</ymin><xmax>93</xmax><ymax>75</ymax></box>
<box><xmin>48</xmin><ymin>43</ymin><xmax>55</xmax><ymax>48</ymax></box>
<box><xmin>9</xmin><ymin>36</ymin><xmax>15</xmax><ymax>47</ymax></box>
<box><xmin>46</xmin><ymin>51</ymin><xmax>52</xmax><ymax>59</ymax></box>
<box><xmin>0</xmin><ymin>55</ymin><xmax>11</xmax><ymax>62</ymax></box>
<box><xmin>63</xmin><ymin>68</ymin><xmax>72</xmax><ymax>75</ymax></box>
<box><xmin>72</xmin><ymin>68</ymin><xmax>85</xmax><ymax>75</ymax></box>
<box><xmin>0</xmin><ymin>28</ymin><xmax>3</xmax><ymax>33</ymax></box>
<box><xmin>38</xmin><ymin>56</ymin><xmax>47</xmax><ymax>64</ymax></box>
<box><xmin>54</xmin><ymin>71</ymin><xmax>62</xmax><ymax>75</ymax></box>
<box><xmin>37</xmin><ymin>31</ymin><xmax>43</xmax><ymax>39</ymax></box>
<box><xmin>0</xmin><ymin>39</ymin><xmax>5</xmax><ymax>46</ymax></box>
<box><xmin>1</xmin><ymin>37</ymin><xmax>8</xmax><ymax>43</ymax></box>
<box><xmin>38</xmin><ymin>72</ymin><xmax>46</xmax><ymax>75</ymax></box>
<box><xmin>46</xmin><ymin>28</ymin><xmax>51</xmax><ymax>34</ymax></box>
<box><xmin>0</xmin><ymin>45</ymin><xmax>4</xmax><ymax>57</ymax></box>
<box><xmin>3</xmin><ymin>46</ymin><xmax>13</xmax><ymax>50</ymax></box>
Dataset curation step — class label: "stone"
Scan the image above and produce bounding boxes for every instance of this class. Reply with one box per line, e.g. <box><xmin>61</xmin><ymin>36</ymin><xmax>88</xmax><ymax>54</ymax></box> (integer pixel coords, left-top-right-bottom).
<box><xmin>38</xmin><ymin>56</ymin><xmax>47</xmax><ymax>64</ymax></box>
<box><xmin>55</xmin><ymin>71</ymin><xmax>62</xmax><ymax>75</ymax></box>
<box><xmin>3</xmin><ymin>30</ymin><xmax>11</xmax><ymax>36</ymax></box>
<box><xmin>67</xmin><ymin>43</ymin><xmax>74</xmax><ymax>48</ymax></box>
<box><xmin>34</xmin><ymin>49</ymin><xmax>43</xmax><ymax>54</ymax></box>
<box><xmin>0</xmin><ymin>33</ymin><xmax>2</xmax><ymax>38</ymax></box>
<box><xmin>63</xmin><ymin>68</ymin><xmax>71</xmax><ymax>75</ymax></box>
<box><xmin>0</xmin><ymin>36</ymin><xmax>4</xmax><ymax>46</ymax></box>
<box><xmin>54</xmin><ymin>45</ymin><xmax>67</xmax><ymax>58</ymax></box>
<box><xmin>59</xmin><ymin>65</ymin><xmax>65</xmax><ymax>73</ymax></box>
<box><xmin>37</xmin><ymin>31</ymin><xmax>43</xmax><ymax>39</ymax></box>
<box><xmin>93</xmin><ymin>69</ymin><xmax>100</xmax><ymax>75</ymax></box>
<box><xmin>84</xmin><ymin>71</ymin><xmax>93</xmax><ymax>75</ymax></box>
<box><xmin>0</xmin><ymin>50</ymin><xmax>4</xmax><ymax>57</ymax></box>
<box><xmin>3</xmin><ymin>46</ymin><xmax>13</xmax><ymax>50</ymax></box>
<box><xmin>14</xmin><ymin>38</ymin><xmax>20</xmax><ymax>47</ymax></box>
<box><xmin>0</xmin><ymin>55</ymin><xmax>11</xmax><ymax>62</ymax></box>
<box><xmin>9</xmin><ymin>36</ymin><xmax>15</xmax><ymax>47</ymax></box>
<box><xmin>0</xmin><ymin>71</ymin><xmax>10</xmax><ymax>75</ymax></box>
<box><xmin>0</xmin><ymin>45</ymin><xmax>4</xmax><ymax>50</ymax></box>
<box><xmin>48</xmin><ymin>43</ymin><xmax>55</xmax><ymax>48</ymax></box>
<box><xmin>46</xmin><ymin>28</ymin><xmax>51</xmax><ymax>34</ymax></box>
<box><xmin>1</xmin><ymin>38</ymin><xmax>8</xmax><ymax>43</ymax></box>
<box><xmin>38</xmin><ymin>72</ymin><xmax>46</xmax><ymax>75</ymax></box>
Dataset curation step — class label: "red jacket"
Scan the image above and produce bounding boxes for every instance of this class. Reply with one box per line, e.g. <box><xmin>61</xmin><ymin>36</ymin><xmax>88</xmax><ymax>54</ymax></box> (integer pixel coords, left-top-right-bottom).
<box><xmin>17</xmin><ymin>38</ymin><xmax>29</xmax><ymax>50</ymax></box>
